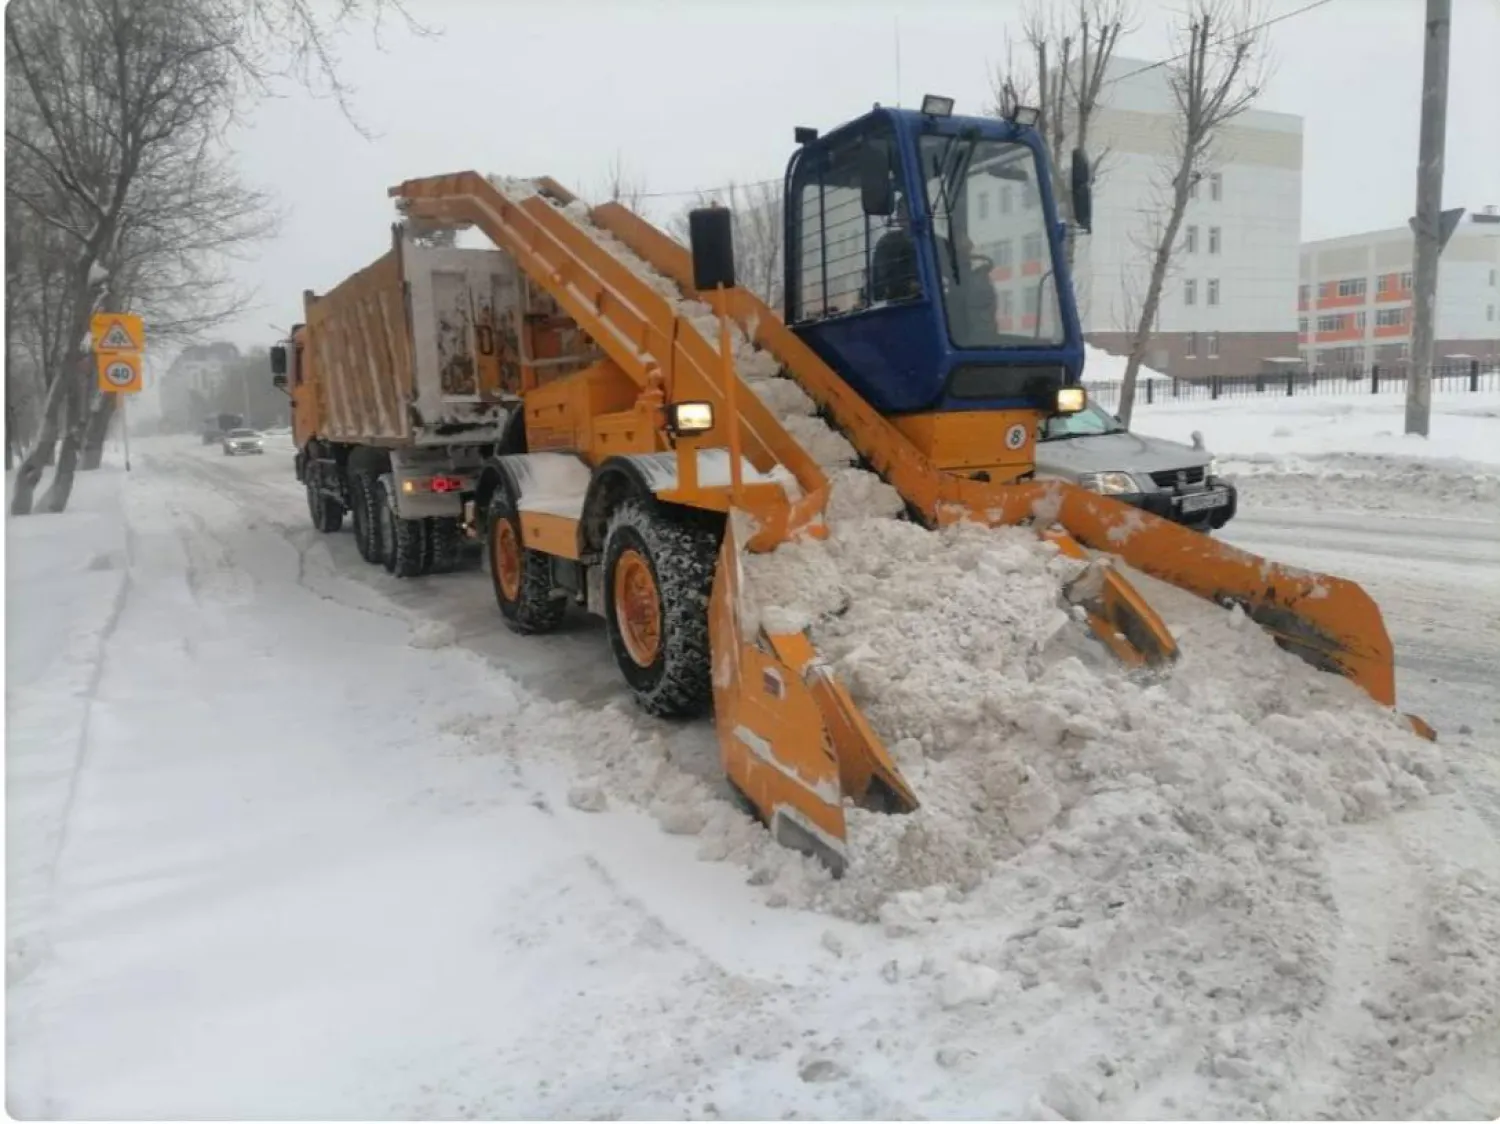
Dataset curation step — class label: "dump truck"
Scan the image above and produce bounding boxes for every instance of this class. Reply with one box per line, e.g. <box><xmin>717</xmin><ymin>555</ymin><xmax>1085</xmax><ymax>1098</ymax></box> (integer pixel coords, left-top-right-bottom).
<box><xmin>277</xmin><ymin>97</ymin><xmax>1431</xmax><ymax>872</ymax></box>
<box><xmin>272</xmin><ymin>227</ymin><xmax>595</xmax><ymax>576</ymax></box>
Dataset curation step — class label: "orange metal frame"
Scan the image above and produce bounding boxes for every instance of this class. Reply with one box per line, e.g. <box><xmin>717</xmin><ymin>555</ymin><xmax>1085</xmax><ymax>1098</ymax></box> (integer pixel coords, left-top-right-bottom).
<box><xmin>584</xmin><ymin>200</ymin><xmax>1413</xmax><ymax>715</ymax></box>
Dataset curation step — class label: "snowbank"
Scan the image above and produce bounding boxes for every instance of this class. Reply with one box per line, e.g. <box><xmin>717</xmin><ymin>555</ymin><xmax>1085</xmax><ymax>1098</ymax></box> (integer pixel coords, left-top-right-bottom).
<box><xmin>1130</xmin><ymin>392</ymin><xmax>1500</xmax><ymax>470</ymax></box>
<box><xmin>1082</xmin><ymin>343</ymin><xmax>1171</xmax><ymax>382</ymax></box>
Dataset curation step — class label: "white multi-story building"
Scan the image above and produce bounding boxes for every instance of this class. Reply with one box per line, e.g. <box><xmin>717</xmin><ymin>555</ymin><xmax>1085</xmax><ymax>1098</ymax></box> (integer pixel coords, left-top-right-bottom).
<box><xmin>1064</xmin><ymin>55</ymin><xmax>1304</xmax><ymax>377</ymax></box>
<box><xmin>1299</xmin><ymin>208</ymin><xmax>1500</xmax><ymax>370</ymax></box>
<box><xmin>159</xmin><ymin>341</ymin><xmax>240</xmax><ymax>430</ymax></box>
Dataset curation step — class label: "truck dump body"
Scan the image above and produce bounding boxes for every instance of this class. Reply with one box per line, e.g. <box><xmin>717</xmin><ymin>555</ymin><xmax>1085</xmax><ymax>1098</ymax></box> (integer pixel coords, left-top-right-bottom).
<box><xmin>303</xmin><ymin>235</ymin><xmax>534</xmax><ymax>446</ymax></box>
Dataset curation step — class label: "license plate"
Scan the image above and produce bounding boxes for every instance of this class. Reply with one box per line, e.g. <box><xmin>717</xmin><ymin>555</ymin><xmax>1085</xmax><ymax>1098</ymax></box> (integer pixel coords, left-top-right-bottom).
<box><xmin>1180</xmin><ymin>490</ymin><xmax>1228</xmax><ymax>513</ymax></box>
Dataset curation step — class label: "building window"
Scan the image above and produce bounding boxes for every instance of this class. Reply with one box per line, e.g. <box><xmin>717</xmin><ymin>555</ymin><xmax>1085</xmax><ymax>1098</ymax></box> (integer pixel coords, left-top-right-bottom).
<box><xmin>998</xmin><ymin>290</ymin><xmax>1014</xmax><ymax>317</ymax></box>
<box><xmin>994</xmin><ymin>240</ymin><xmax>1014</xmax><ymax>267</ymax></box>
<box><xmin>1185</xmin><ymin>279</ymin><xmax>1197</xmax><ymax>305</ymax></box>
<box><xmin>1298</xmin><ymin>283</ymin><xmax>1309</xmax><ymax>304</ymax></box>
<box><xmin>1490</xmin><ymin>268</ymin><xmax>1496</xmax><ymax>286</ymax></box>
<box><xmin>977</xmin><ymin>191</ymin><xmax>989</xmax><ymax>220</ymax></box>
<box><xmin>1489</xmin><ymin>304</ymin><xmax>1496</xmax><ymax>322</ymax></box>
<box><xmin>1376</xmin><ymin>307</ymin><xmax>1406</xmax><ymax>327</ymax></box>
<box><xmin>1187</xmin><ymin>331</ymin><xmax>1198</xmax><ymax>357</ymax></box>
<box><xmin>1207</xmin><ymin>279</ymin><xmax>1220</xmax><ymax>306</ymax></box>
<box><xmin>1355</xmin><ymin>311</ymin><xmax>1367</xmax><ymax>330</ymax></box>
<box><xmin>1299</xmin><ymin>317</ymin><xmax>1308</xmax><ymax>333</ymax></box>
<box><xmin>1209</xmin><ymin>226</ymin><xmax>1221</xmax><ymax>254</ymax></box>
<box><xmin>1317</xmin><ymin>315</ymin><xmax>1344</xmax><ymax>332</ymax></box>
<box><xmin>1206</xmin><ymin>332</ymin><xmax>1220</xmax><ymax>358</ymax></box>
<box><xmin>1377</xmin><ymin>274</ymin><xmax>1393</xmax><ymax>295</ymax></box>
<box><xmin>1189</xmin><ymin>176</ymin><xmax>1200</xmax><ymax>201</ymax></box>
<box><xmin>1021</xmin><ymin>232</ymin><xmax>1043</xmax><ymax>262</ymax></box>
<box><xmin>1400</xmin><ymin>270</ymin><xmax>1413</xmax><ymax>289</ymax></box>
<box><xmin>1210</xmin><ymin>173</ymin><xmax>1222</xmax><ymax>201</ymax></box>
<box><xmin>1186</xmin><ymin>225</ymin><xmax>1198</xmax><ymax>253</ymax></box>
<box><xmin>1000</xmin><ymin>186</ymin><xmax>1013</xmax><ymax>214</ymax></box>
<box><xmin>1336</xmin><ymin>278</ymin><xmax>1367</xmax><ymax>298</ymax></box>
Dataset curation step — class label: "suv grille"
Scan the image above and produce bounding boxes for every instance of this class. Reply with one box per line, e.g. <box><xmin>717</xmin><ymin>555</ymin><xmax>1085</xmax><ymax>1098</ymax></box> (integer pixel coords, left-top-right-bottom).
<box><xmin>1150</xmin><ymin>465</ymin><xmax>1205</xmax><ymax>489</ymax></box>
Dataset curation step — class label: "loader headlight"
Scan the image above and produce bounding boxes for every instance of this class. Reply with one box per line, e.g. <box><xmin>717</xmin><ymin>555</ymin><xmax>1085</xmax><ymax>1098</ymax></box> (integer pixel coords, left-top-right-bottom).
<box><xmin>668</xmin><ymin>401</ymin><xmax>714</xmax><ymax>435</ymax></box>
<box><xmin>1055</xmin><ymin>386</ymin><xmax>1087</xmax><ymax>414</ymax></box>
<box><xmin>1079</xmin><ymin>471</ymin><xmax>1140</xmax><ymax>496</ymax></box>
<box><xmin>1207</xmin><ymin>457</ymin><xmax>1219</xmax><ymax>479</ymax></box>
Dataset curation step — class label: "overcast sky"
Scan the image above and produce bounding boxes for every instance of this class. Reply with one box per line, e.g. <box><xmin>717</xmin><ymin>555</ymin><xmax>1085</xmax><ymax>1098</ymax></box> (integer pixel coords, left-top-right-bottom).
<box><xmin>210</xmin><ymin>0</ymin><xmax>1499</xmax><ymax>355</ymax></box>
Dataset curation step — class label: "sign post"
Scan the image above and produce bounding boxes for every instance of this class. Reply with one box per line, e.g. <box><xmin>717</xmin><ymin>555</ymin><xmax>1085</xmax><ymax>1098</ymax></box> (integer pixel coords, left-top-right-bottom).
<box><xmin>91</xmin><ymin>313</ymin><xmax>146</xmax><ymax>472</ymax></box>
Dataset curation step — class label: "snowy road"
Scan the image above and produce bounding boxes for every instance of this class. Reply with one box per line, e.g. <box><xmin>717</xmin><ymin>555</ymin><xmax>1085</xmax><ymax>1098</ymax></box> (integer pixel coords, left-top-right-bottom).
<box><xmin>7</xmin><ymin>438</ymin><xmax>1499</xmax><ymax>1119</ymax></box>
<box><xmin>1223</xmin><ymin>506</ymin><xmax>1500</xmax><ymax>749</ymax></box>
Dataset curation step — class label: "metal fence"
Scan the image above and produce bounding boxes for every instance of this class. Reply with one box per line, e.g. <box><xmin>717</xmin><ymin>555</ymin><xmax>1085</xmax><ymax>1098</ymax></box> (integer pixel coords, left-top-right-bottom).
<box><xmin>1086</xmin><ymin>360</ymin><xmax>1500</xmax><ymax>409</ymax></box>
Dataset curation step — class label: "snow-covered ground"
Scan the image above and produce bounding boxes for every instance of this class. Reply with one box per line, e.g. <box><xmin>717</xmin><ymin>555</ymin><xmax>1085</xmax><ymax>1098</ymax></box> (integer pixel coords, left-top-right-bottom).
<box><xmin>1131</xmin><ymin>390</ymin><xmax>1500</xmax><ymax>473</ymax></box>
<box><xmin>6</xmin><ymin>410</ymin><xmax>1499</xmax><ymax>1118</ymax></box>
<box><xmin>7</xmin><ymin>192</ymin><xmax>1499</xmax><ymax>1117</ymax></box>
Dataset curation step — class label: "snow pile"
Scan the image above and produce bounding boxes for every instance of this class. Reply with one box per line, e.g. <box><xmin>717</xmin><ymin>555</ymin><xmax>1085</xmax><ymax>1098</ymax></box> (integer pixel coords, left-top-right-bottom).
<box><xmin>1082</xmin><ymin>342</ymin><xmax>1171</xmax><ymax>383</ymax></box>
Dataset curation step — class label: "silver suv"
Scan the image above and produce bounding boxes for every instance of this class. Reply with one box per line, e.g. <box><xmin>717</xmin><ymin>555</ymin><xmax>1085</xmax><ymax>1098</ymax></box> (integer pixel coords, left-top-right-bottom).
<box><xmin>1034</xmin><ymin>403</ymin><xmax>1237</xmax><ymax>532</ymax></box>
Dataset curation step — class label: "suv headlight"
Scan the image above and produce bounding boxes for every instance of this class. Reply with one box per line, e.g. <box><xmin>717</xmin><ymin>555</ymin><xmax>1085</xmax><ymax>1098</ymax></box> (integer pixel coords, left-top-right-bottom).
<box><xmin>1079</xmin><ymin>471</ymin><xmax>1140</xmax><ymax>495</ymax></box>
<box><xmin>1207</xmin><ymin>457</ymin><xmax>1219</xmax><ymax>479</ymax></box>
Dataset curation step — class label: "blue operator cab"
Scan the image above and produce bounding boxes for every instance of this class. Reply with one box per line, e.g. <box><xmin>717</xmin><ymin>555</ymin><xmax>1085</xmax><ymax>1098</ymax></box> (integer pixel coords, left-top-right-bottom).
<box><xmin>782</xmin><ymin>96</ymin><xmax>1094</xmax><ymax>480</ymax></box>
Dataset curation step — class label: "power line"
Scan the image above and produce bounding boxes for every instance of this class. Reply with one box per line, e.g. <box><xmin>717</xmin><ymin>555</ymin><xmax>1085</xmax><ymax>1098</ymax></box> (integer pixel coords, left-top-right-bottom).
<box><xmin>1102</xmin><ymin>0</ymin><xmax>1337</xmax><ymax>88</ymax></box>
<box><xmin>630</xmin><ymin>0</ymin><xmax>1337</xmax><ymax>203</ymax></box>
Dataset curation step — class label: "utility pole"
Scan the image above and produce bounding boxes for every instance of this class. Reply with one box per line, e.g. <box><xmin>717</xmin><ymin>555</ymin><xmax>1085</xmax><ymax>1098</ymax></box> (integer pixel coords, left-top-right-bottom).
<box><xmin>1406</xmin><ymin>0</ymin><xmax>1451</xmax><ymax>437</ymax></box>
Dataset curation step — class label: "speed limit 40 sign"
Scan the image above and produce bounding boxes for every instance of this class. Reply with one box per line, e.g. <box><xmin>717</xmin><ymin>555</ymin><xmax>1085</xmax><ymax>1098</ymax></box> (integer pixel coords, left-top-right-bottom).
<box><xmin>95</xmin><ymin>350</ymin><xmax>143</xmax><ymax>394</ymax></box>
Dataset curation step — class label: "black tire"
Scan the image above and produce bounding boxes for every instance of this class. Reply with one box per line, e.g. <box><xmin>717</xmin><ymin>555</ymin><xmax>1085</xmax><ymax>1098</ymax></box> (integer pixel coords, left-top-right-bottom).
<box><xmin>602</xmin><ymin>497</ymin><xmax>721</xmax><ymax>719</ymax></box>
<box><xmin>388</xmin><ymin>492</ymin><xmax>430</xmax><ymax>579</ymax></box>
<box><xmin>305</xmin><ymin>473</ymin><xmax>345</xmax><ymax>533</ymax></box>
<box><xmin>426</xmin><ymin>516</ymin><xmax>465</xmax><ymax>574</ymax></box>
<box><xmin>374</xmin><ymin>478</ymin><xmax>398</xmax><ymax>572</ymax></box>
<box><xmin>487</xmin><ymin>488</ymin><xmax>566</xmax><ymax>633</ymax></box>
<box><xmin>350</xmin><ymin>473</ymin><xmax>380</xmax><ymax>563</ymax></box>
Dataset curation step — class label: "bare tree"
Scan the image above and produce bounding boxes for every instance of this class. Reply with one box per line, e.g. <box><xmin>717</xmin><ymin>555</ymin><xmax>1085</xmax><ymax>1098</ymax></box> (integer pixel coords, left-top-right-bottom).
<box><xmin>1115</xmin><ymin>0</ymin><xmax>1268</xmax><ymax>426</ymax></box>
<box><xmin>5</xmin><ymin>0</ymin><xmax>422</xmax><ymax>514</ymax></box>
<box><xmin>992</xmin><ymin>0</ymin><xmax>1134</xmax><ymax>269</ymax></box>
<box><xmin>601</xmin><ymin>151</ymin><xmax>647</xmax><ymax>213</ymax></box>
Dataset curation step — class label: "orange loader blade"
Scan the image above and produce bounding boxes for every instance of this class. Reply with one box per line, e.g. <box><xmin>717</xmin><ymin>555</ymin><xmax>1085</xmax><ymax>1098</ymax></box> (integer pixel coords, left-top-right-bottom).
<box><xmin>1046</xmin><ymin>485</ymin><xmax>1401</xmax><ymax>708</ymax></box>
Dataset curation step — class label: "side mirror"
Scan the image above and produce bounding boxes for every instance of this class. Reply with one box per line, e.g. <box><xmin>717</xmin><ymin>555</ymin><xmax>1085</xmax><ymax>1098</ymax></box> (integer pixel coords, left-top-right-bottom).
<box><xmin>688</xmin><ymin>206</ymin><xmax>736</xmax><ymax>291</ymax></box>
<box><xmin>1070</xmin><ymin>147</ymin><xmax>1093</xmax><ymax>233</ymax></box>
<box><xmin>269</xmin><ymin>345</ymin><xmax>287</xmax><ymax>375</ymax></box>
<box><xmin>860</xmin><ymin>144</ymin><xmax>895</xmax><ymax>217</ymax></box>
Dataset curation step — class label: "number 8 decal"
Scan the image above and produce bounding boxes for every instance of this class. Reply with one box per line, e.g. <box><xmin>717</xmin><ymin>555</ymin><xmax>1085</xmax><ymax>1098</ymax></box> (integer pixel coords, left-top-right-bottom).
<box><xmin>1005</xmin><ymin>423</ymin><xmax>1027</xmax><ymax>451</ymax></box>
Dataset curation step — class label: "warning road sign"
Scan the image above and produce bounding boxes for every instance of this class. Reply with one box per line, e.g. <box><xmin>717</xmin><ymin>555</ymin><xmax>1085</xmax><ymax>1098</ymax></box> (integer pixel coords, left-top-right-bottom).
<box><xmin>91</xmin><ymin>312</ymin><xmax>145</xmax><ymax>353</ymax></box>
<box><xmin>96</xmin><ymin>350</ymin><xmax>142</xmax><ymax>394</ymax></box>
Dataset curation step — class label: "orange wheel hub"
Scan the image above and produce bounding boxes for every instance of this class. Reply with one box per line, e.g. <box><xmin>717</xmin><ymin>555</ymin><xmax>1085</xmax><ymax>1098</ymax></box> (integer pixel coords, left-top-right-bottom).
<box><xmin>493</xmin><ymin>518</ymin><xmax>521</xmax><ymax>602</ymax></box>
<box><xmin>613</xmin><ymin>548</ymin><xmax>661</xmax><ymax>666</ymax></box>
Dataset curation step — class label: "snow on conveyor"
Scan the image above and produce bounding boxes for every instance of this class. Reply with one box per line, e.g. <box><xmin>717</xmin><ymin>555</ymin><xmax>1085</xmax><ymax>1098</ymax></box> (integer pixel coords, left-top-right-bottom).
<box><xmin>482</xmin><ymin>178</ymin><xmax>1500</xmax><ymax>1117</ymax></box>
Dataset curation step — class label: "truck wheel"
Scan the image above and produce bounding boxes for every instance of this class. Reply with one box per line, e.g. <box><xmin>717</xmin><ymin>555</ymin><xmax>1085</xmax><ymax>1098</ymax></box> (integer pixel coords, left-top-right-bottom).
<box><xmin>305</xmin><ymin>475</ymin><xmax>345</xmax><ymax>533</ymax></box>
<box><xmin>487</xmin><ymin>489</ymin><xmax>565</xmax><ymax>633</ymax></box>
<box><xmin>426</xmin><ymin>516</ymin><xmax>464</xmax><ymax>574</ymax></box>
<box><xmin>374</xmin><ymin>478</ymin><xmax>400</xmax><ymax>573</ymax></box>
<box><xmin>350</xmin><ymin>474</ymin><xmax>380</xmax><ymax>563</ymax></box>
<box><xmin>602</xmin><ymin>498</ymin><xmax>719</xmax><ymax>719</ymax></box>
<box><xmin>389</xmin><ymin>503</ymin><xmax>430</xmax><ymax>578</ymax></box>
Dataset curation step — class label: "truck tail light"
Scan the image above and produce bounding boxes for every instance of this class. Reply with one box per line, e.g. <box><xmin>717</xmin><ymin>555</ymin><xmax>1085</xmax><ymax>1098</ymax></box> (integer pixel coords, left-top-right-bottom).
<box><xmin>401</xmin><ymin>474</ymin><xmax>467</xmax><ymax>495</ymax></box>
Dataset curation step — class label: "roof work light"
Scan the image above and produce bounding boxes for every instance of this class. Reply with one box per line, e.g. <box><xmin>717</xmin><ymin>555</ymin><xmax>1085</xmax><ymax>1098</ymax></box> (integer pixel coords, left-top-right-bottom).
<box><xmin>921</xmin><ymin>94</ymin><xmax>955</xmax><ymax>117</ymax></box>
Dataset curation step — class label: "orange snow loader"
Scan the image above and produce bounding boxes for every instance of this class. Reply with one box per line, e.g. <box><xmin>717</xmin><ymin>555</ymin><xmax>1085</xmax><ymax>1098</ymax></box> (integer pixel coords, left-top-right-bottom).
<box><xmin>370</xmin><ymin>104</ymin><xmax>1427</xmax><ymax>871</ymax></box>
